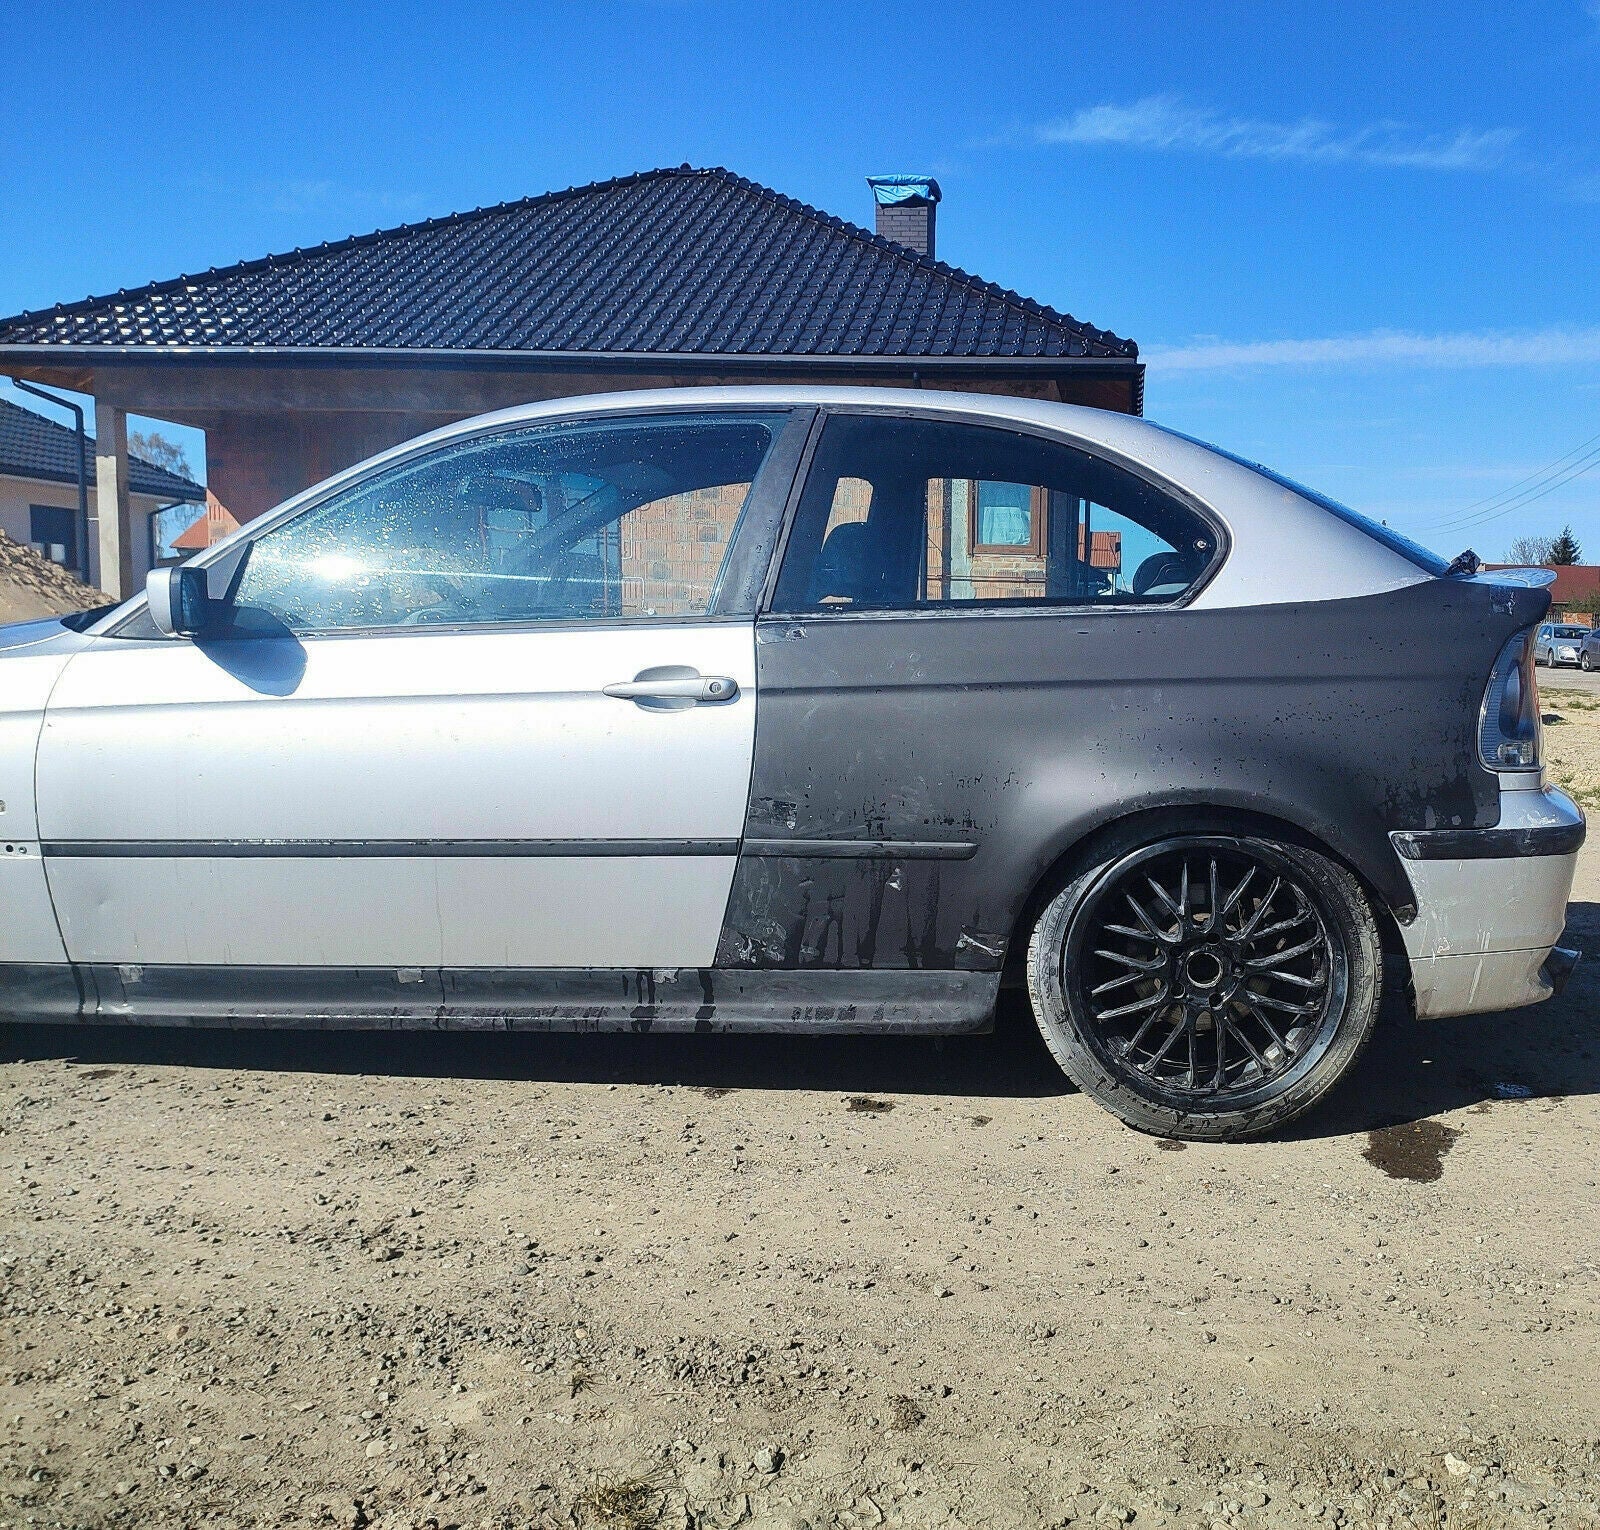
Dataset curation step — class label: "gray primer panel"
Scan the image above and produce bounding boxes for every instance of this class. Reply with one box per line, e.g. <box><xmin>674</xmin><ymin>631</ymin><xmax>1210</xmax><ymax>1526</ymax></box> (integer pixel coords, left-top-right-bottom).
<box><xmin>717</xmin><ymin>576</ymin><xmax>1550</xmax><ymax>972</ymax></box>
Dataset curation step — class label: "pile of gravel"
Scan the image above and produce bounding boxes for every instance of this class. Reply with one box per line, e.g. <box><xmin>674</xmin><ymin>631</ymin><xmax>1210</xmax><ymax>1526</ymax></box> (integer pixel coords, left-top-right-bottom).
<box><xmin>0</xmin><ymin>528</ymin><xmax>105</xmax><ymax>623</ymax></box>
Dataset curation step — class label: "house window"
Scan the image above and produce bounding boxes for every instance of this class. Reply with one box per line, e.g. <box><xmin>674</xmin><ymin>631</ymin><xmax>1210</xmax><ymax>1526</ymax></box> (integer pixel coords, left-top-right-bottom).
<box><xmin>970</xmin><ymin>481</ymin><xmax>1044</xmax><ymax>555</ymax></box>
<box><xmin>29</xmin><ymin>505</ymin><xmax>79</xmax><ymax>576</ymax></box>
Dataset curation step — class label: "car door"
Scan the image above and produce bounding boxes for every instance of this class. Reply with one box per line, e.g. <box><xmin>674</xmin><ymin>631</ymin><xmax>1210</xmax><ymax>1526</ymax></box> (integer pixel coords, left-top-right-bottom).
<box><xmin>36</xmin><ymin>407</ymin><xmax>806</xmax><ymax>1023</ymax></box>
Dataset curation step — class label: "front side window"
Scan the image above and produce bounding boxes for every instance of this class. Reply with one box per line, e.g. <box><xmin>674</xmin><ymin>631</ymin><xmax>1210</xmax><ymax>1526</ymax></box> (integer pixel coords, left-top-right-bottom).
<box><xmin>225</xmin><ymin>412</ymin><xmax>785</xmax><ymax>633</ymax></box>
<box><xmin>772</xmin><ymin>413</ymin><xmax>1218</xmax><ymax>613</ymax></box>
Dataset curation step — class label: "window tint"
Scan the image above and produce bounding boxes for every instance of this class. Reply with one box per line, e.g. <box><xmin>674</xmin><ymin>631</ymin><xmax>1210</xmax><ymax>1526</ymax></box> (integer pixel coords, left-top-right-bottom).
<box><xmin>227</xmin><ymin>413</ymin><xmax>784</xmax><ymax>633</ymax></box>
<box><xmin>773</xmin><ymin>414</ymin><xmax>1218</xmax><ymax>613</ymax></box>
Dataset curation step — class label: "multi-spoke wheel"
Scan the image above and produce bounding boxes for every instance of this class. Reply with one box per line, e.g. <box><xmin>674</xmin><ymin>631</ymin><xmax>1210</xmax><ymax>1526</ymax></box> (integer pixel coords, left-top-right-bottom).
<box><xmin>1027</xmin><ymin>834</ymin><xmax>1382</xmax><ymax>1140</ymax></box>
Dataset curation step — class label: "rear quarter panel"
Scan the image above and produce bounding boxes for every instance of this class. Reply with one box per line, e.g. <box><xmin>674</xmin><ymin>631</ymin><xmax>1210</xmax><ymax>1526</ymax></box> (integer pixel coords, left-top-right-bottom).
<box><xmin>717</xmin><ymin>577</ymin><xmax>1547</xmax><ymax>972</ymax></box>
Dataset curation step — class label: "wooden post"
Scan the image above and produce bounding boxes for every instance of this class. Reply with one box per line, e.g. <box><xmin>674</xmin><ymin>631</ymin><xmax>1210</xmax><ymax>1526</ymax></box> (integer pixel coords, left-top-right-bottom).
<box><xmin>93</xmin><ymin>402</ymin><xmax>134</xmax><ymax>599</ymax></box>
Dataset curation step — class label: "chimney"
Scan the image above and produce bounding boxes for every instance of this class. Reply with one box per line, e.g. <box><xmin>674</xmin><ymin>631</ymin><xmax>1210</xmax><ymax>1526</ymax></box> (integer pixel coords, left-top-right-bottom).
<box><xmin>867</xmin><ymin>175</ymin><xmax>941</xmax><ymax>258</ymax></box>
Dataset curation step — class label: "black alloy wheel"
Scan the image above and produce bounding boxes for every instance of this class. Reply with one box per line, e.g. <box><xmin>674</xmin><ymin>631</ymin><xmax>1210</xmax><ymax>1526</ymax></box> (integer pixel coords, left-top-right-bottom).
<box><xmin>1027</xmin><ymin>834</ymin><xmax>1382</xmax><ymax>1140</ymax></box>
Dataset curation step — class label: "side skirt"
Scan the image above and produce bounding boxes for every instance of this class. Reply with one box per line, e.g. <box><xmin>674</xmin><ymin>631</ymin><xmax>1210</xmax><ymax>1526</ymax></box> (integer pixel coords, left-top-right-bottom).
<box><xmin>6</xmin><ymin>964</ymin><xmax>999</xmax><ymax>1034</ymax></box>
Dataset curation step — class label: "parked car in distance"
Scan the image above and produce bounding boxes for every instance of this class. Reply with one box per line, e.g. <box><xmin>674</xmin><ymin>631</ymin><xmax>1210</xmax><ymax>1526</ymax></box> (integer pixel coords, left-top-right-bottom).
<box><xmin>1535</xmin><ymin>622</ymin><xmax>1590</xmax><ymax>668</ymax></box>
<box><xmin>1579</xmin><ymin>627</ymin><xmax>1600</xmax><ymax>673</ymax></box>
<box><xmin>0</xmin><ymin>388</ymin><xmax>1583</xmax><ymax>1140</ymax></box>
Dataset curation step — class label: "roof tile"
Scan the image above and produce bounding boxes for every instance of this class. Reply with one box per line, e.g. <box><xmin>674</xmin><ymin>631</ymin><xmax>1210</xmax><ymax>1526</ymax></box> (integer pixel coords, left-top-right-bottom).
<box><xmin>0</xmin><ymin>167</ymin><xmax>1135</xmax><ymax>361</ymax></box>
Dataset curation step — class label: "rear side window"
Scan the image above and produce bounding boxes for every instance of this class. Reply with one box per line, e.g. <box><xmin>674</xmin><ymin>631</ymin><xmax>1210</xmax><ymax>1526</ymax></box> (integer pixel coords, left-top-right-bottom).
<box><xmin>772</xmin><ymin>414</ymin><xmax>1218</xmax><ymax>613</ymax></box>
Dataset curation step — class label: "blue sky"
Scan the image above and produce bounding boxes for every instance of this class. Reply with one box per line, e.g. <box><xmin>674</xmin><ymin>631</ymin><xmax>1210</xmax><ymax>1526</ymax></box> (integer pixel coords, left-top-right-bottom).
<box><xmin>3</xmin><ymin>0</ymin><xmax>1598</xmax><ymax>559</ymax></box>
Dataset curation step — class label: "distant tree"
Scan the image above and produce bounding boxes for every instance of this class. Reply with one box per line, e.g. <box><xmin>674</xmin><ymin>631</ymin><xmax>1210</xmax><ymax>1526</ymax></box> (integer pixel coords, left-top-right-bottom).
<box><xmin>128</xmin><ymin>429</ymin><xmax>192</xmax><ymax>481</ymax></box>
<box><xmin>1549</xmin><ymin>525</ymin><xmax>1583</xmax><ymax>565</ymax></box>
<box><xmin>1506</xmin><ymin>533</ymin><xmax>1556</xmax><ymax>565</ymax></box>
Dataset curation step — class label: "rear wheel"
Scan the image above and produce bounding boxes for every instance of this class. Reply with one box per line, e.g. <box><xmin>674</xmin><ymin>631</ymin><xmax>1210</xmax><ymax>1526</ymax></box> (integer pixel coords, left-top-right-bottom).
<box><xmin>1582</xmin><ymin>651</ymin><xmax>1593</xmax><ymax>673</ymax></box>
<box><xmin>1027</xmin><ymin>834</ymin><xmax>1382</xmax><ymax>1140</ymax></box>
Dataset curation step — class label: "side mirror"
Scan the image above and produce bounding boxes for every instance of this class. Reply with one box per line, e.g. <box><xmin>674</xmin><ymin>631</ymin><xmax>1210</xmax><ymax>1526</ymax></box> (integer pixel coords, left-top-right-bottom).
<box><xmin>146</xmin><ymin>542</ymin><xmax>251</xmax><ymax>638</ymax></box>
<box><xmin>146</xmin><ymin>565</ymin><xmax>213</xmax><ymax>637</ymax></box>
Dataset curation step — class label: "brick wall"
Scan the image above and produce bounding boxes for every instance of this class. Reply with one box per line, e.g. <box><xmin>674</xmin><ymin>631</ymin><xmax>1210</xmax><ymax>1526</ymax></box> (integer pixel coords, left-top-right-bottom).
<box><xmin>619</xmin><ymin>482</ymin><xmax>748</xmax><ymax>614</ymax></box>
<box><xmin>875</xmin><ymin>202</ymin><xmax>936</xmax><ymax>256</ymax></box>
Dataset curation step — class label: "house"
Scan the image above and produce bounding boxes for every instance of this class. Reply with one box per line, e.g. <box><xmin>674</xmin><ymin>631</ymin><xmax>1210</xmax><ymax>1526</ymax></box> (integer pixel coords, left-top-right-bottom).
<box><xmin>0</xmin><ymin>166</ymin><xmax>1142</xmax><ymax>598</ymax></box>
<box><xmin>0</xmin><ymin>395</ymin><xmax>203</xmax><ymax>588</ymax></box>
<box><xmin>169</xmin><ymin>490</ymin><xmax>241</xmax><ymax>556</ymax></box>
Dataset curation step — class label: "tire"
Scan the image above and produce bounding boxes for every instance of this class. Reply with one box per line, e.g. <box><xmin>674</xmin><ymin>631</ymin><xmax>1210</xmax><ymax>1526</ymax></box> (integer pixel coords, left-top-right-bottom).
<box><xmin>1027</xmin><ymin>833</ymin><xmax>1382</xmax><ymax>1141</ymax></box>
<box><xmin>1582</xmin><ymin>652</ymin><xmax>1593</xmax><ymax>673</ymax></box>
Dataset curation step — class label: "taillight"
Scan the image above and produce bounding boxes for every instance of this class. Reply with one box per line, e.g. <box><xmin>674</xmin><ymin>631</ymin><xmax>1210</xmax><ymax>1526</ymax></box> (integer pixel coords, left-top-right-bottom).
<box><xmin>1479</xmin><ymin>629</ymin><xmax>1543</xmax><ymax>771</ymax></box>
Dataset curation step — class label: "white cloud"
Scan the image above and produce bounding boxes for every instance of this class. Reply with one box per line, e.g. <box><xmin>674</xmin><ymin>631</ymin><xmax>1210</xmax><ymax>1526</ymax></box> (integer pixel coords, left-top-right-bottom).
<box><xmin>1038</xmin><ymin>96</ymin><xmax>1518</xmax><ymax>172</ymax></box>
<box><xmin>1145</xmin><ymin>327</ymin><xmax>1600</xmax><ymax>373</ymax></box>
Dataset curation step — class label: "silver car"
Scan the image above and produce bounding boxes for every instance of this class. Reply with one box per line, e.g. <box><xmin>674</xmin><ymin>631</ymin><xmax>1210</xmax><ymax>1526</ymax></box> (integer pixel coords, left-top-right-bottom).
<box><xmin>1536</xmin><ymin>622</ymin><xmax>1589</xmax><ymax>668</ymax></box>
<box><xmin>0</xmin><ymin>388</ymin><xmax>1582</xmax><ymax>1140</ymax></box>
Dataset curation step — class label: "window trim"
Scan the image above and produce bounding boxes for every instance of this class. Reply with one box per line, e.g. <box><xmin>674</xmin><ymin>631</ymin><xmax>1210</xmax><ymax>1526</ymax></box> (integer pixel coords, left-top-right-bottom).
<box><xmin>761</xmin><ymin>404</ymin><xmax>1231</xmax><ymax>619</ymax></box>
<box><xmin>104</xmin><ymin>405</ymin><xmax>810</xmax><ymax>641</ymax></box>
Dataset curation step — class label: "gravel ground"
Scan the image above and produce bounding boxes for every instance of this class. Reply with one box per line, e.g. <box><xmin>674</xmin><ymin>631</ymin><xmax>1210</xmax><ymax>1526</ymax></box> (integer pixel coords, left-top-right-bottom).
<box><xmin>1544</xmin><ymin>687</ymin><xmax>1600</xmax><ymax>816</ymax></box>
<box><xmin>2</xmin><ymin>857</ymin><xmax>1597</xmax><ymax>1530</ymax></box>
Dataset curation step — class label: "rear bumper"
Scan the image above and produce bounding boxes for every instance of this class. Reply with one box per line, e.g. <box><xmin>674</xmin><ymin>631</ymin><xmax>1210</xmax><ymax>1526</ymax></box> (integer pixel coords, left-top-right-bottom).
<box><xmin>1394</xmin><ymin>786</ymin><xmax>1584</xmax><ymax>1019</ymax></box>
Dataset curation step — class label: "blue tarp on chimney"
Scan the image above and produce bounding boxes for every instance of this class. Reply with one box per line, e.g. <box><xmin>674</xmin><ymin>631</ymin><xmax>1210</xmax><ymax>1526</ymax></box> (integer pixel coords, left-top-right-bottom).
<box><xmin>867</xmin><ymin>175</ymin><xmax>942</xmax><ymax>206</ymax></box>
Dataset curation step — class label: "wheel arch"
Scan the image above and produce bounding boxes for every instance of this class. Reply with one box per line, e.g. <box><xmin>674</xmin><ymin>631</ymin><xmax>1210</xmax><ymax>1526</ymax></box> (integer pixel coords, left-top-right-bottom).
<box><xmin>1001</xmin><ymin>799</ymin><xmax>1412</xmax><ymax>991</ymax></box>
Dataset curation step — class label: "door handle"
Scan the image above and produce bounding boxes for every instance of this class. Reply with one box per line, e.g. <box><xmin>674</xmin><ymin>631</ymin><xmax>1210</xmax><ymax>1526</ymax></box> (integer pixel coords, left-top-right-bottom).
<box><xmin>602</xmin><ymin>669</ymin><xmax>740</xmax><ymax>709</ymax></box>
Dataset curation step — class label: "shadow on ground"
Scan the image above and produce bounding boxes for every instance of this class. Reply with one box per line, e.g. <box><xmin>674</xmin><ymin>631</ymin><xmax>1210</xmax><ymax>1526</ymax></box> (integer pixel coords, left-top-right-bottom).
<box><xmin>4</xmin><ymin>906</ymin><xmax>1596</xmax><ymax>1138</ymax></box>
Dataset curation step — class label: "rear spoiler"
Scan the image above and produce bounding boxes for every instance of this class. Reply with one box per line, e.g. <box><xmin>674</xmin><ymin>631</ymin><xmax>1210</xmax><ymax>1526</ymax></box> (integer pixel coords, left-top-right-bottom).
<box><xmin>1467</xmin><ymin>566</ymin><xmax>1557</xmax><ymax>589</ymax></box>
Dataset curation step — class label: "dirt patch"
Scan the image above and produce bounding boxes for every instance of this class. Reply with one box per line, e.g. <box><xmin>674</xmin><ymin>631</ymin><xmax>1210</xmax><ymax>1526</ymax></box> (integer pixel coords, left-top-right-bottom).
<box><xmin>1362</xmin><ymin>1119</ymin><xmax>1462</xmax><ymax>1182</ymax></box>
<box><xmin>1541</xmin><ymin>685</ymin><xmax>1600</xmax><ymax>813</ymax></box>
<box><xmin>843</xmin><ymin>1094</ymin><xmax>894</xmax><ymax>1114</ymax></box>
<box><xmin>3</xmin><ymin>843</ymin><xmax>1600</xmax><ymax>1527</ymax></box>
<box><xmin>888</xmin><ymin>1394</ymin><xmax>926</xmax><ymax>1430</ymax></box>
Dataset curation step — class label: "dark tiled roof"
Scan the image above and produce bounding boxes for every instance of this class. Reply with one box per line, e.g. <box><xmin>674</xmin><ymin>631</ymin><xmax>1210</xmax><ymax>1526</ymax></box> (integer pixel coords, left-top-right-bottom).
<box><xmin>0</xmin><ymin>167</ymin><xmax>1136</xmax><ymax>361</ymax></box>
<box><xmin>0</xmin><ymin>397</ymin><xmax>204</xmax><ymax>501</ymax></box>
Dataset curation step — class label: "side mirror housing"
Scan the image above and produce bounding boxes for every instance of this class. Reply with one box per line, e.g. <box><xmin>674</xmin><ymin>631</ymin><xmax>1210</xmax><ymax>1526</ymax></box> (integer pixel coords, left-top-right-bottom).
<box><xmin>146</xmin><ymin>565</ymin><xmax>213</xmax><ymax>637</ymax></box>
<box><xmin>146</xmin><ymin>541</ymin><xmax>251</xmax><ymax>638</ymax></box>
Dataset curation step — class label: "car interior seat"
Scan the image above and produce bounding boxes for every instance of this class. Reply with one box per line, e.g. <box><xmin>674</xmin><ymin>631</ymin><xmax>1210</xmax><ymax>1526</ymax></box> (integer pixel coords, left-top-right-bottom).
<box><xmin>808</xmin><ymin>521</ymin><xmax>874</xmax><ymax>606</ymax></box>
<box><xmin>1131</xmin><ymin>549</ymin><xmax>1197</xmax><ymax>600</ymax></box>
